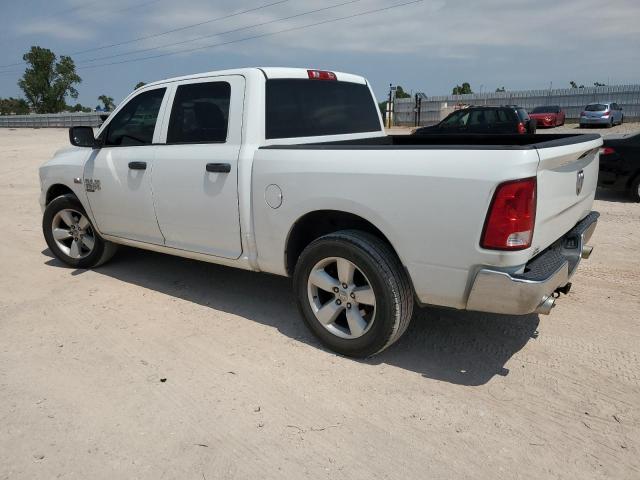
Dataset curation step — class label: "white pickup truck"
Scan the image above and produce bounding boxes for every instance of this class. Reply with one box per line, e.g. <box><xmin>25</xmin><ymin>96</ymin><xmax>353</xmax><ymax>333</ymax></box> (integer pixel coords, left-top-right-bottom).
<box><xmin>40</xmin><ymin>67</ymin><xmax>602</xmax><ymax>357</ymax></box>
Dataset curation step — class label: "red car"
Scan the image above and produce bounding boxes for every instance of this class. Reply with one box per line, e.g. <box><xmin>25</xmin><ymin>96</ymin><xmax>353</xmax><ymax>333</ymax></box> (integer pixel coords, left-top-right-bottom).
<box><xmin>529</xmin><ymin>105</ymin><xmax>565</xmax><ymax>127</ymax></box>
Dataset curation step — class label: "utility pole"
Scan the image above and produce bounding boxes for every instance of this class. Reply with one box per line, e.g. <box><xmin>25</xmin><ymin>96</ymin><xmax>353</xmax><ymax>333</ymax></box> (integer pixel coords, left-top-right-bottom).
<box><xmin>387</xmin><ymin>83</ymin><xmax>393</xmax><ymax>129</ymax></box>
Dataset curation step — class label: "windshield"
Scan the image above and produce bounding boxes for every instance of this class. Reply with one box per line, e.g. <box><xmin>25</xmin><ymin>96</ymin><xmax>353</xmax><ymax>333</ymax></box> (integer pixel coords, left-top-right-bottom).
<box><xmin>585</xmin><ymin>104</ymin><xmax>608</xmax><ymax>111</ymax></box>
<box><xmin>531</xmin><ymin>106</ymin><xmax>559</xmax><ymax>113</ymax></box>
<box><xmin>265</xmin><ymin>79</ymin><xmax>381</xmax><ymax>139</ymax></box>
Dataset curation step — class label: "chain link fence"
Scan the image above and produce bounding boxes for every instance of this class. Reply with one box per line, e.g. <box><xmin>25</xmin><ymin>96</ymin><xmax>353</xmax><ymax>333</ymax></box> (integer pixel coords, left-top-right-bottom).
<box><xmin>0</xmin><ymin>112</ymin><xmax>106</xmax><ymax>128</ymax></box>
<box><xmin>393</xmin><ymin>84</ymin><xmax>640</xmax><ymax>126</ymax></box>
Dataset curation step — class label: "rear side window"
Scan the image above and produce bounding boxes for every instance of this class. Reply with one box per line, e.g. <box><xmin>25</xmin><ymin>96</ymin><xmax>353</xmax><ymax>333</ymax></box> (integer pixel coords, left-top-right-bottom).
<box><xmin>496</xmin><ymin>109</ymin><xmax>513</xmax><ymax>122</ymax></box>
<box><xmin>104</xmin><ymin>88</ymin><xmax>166</xmax><ymax>146</ymax></box>
<box><xmin>265</xmin><ymin>79</ymin><xmax>381</xmax><ymax>139</ymax></box>
<box><xmin>516</xmin><ymin>108</ymin><xmax>530</xmax><ymax>121</ymax></box>
<box><xmin>167</xmin><ymin>81</ymin><xmax>230</xmax><ymax>144</ymax></box>
<box><xmin>468</xmin><ymin>109</ymin><xmax>495</xmax><ymax>125</ymax></box>
<box><xmin>585</xmin><ymin>104</ymin><xmax>607</xmax><ymax>111</ymax></box>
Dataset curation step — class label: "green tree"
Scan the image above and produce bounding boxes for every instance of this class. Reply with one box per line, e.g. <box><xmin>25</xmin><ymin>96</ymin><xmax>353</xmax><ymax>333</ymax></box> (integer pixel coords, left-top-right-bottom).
<box><xmin>594</xmin><ymin>81</ymin><xmax>606</xmax><ymax>87</ymax></box>
<box><xmin>394</xmin><ymin>86</ymin><xmax>411</xmax><ymax>99</ymax></box>
<box><xmin>569</xmin><ymin>81</ymin><xmax>585</xmax><ymax>89</ymax></box>
<box><xmin>134</xmin><ymin>81</ymin><xmax>146</xmax><ymax>90</ymax></box>
<box><xmin>452</xmin><ymin>82</ymin><xmax>473</xmax><ymax>95</ymax></box>
<box><xmin>378</xmin><ymin>101</ymin><xmax>387</xmax><ymax>120</ymax></box>
<box><xmin>0</xmin><ymin>97</ymin><xmax>30</xmax><ymax>115</ymax></box>
<box><xmin>66</xmin><ymin>103</ymin><xmax>92</xmax><ymax>113</ymax></box>
<box><xmin>17</xmin><ymin>46</ymin><xmax>81</xmax><ymax>113</ymax></box>
<box><xmin>495</xmin><ymin>86</ymin><xmax>506</xmax><ymax>93</ymax></box>
<box><xmin>98</xmin><ymin>95</ymin><xmax>115</xmax><ymax>111</ymax></box>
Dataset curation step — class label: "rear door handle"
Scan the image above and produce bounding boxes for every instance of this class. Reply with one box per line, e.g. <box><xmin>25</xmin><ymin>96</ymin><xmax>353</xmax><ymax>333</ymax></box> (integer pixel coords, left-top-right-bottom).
<box><xmin>206</xmin><ymin>163</ymin><xmax>231</xmax><ymax>173</ymax></box>
<box><xmin>128</xmin><ymin>161</ymin><xmax>147</xmax><ymax>170</ymax></box>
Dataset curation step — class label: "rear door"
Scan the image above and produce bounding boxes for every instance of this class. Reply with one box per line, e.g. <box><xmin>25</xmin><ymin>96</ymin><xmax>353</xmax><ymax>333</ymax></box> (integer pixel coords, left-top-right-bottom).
<box><xmin>534</xmin><ymin>135</ymin><xmax>603</xmax><ymax>249</ymax></box>
<box><xmin>152</xmin><ymin>75</ymin><xmax>245</xmax><ymax>259</ymax></box>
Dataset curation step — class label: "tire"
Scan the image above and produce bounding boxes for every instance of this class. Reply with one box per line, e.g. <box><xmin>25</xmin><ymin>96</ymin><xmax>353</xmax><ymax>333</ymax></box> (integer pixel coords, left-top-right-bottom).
<box><xmin>607</xmin><ymin>118</ymin><xmax>613</xmax><ymax>128</ymax></box>
<box><xmin>630</xmin><ymin>175</ymin><xmax>640</xmax><ymax>203</ymax></box>
<box><xmin>579</xmin><ymin>124</ymin><xmax>585</xmax><ymax>129</ymax></box>
<box><xmin>43</xmin><ymin>194</ymin><xmax>117</xmax><ymax>268</ymax></box>
<box><xmin>293</xmin><ymin>230</ymin><xmax>413</xmax><ymax>358</ymax></box>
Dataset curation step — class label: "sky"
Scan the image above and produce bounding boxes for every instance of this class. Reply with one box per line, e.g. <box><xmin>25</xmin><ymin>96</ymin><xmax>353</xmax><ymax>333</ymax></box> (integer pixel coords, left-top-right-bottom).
<box><xmin>0</xmin><ymin>0</ymin><xmax>639</xmax><ymax>108</ymax></box>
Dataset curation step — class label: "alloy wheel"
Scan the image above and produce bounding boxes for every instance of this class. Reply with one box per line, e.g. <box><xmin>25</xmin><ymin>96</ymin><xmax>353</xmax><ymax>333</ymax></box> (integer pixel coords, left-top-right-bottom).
<box><xmin>51</xmin><ymin>209</ymin><xmax>96</xmax><ymax>259</ymax></box>
<box><xmin>306</xmin><ymin>257</ymin><xmax>376</xmax><ymax>339</ymax></box>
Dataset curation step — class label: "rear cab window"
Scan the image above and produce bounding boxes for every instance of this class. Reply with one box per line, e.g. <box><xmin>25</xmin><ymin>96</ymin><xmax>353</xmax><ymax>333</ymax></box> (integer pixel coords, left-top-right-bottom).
<box><xmin>265</xmin><ymin>79</ymin><xmax>381</xmax><ymax>139</ymax></box>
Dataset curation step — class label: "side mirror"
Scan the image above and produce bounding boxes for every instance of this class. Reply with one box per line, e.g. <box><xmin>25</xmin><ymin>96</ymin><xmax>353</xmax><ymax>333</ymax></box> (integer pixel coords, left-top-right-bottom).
<box><xmin>69</xmin><ymin>126</ymin><xmax>97</xmax><ymax>148</ymax></box>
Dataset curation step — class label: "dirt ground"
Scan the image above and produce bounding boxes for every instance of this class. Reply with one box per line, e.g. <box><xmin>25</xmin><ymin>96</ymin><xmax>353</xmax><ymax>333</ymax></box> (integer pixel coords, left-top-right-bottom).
<box><xmin>1</xmin><ymin>128</ymin><xmax>639</xmax><ymax>480</ymax></box>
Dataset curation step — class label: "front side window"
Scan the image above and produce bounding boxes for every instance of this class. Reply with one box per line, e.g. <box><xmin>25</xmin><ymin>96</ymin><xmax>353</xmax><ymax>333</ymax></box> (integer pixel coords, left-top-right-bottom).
<box><xmin>167</xmin><ymin>81</ymin><xmax>231</xmax><ymax>144</ymax></box>
<box><xmin>441</xmin><ymin>110</ymin><xmax>469</xmax><ymax>127</ymax></box>
<box><xmin>104</xmin><ymin>88</ymin><xmax>166</xmax><ymax>146</ymax></box>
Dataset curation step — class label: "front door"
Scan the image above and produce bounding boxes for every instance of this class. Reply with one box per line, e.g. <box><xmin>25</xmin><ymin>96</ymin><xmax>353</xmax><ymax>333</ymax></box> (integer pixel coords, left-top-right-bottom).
<box><xmin>84</xmin><ymin>87</ymin><xmax>168</xmax><ymax>244</ymax></box>
<box><xmin>152</xmin><ymin>76</ymin><xmax>245</xmax><ymax>259</ymax></box>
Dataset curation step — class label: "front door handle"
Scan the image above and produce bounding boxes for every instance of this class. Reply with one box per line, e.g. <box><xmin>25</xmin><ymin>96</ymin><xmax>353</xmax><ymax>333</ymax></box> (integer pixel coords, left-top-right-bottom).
<box><xmin>206</xmin><ymin>163</ymin><xmax>231</xmax><ymax>173</ymax></box>
<box><xmin>128</xmin><ymin>161</ymin><xmax>147</xmax><ymax>170</ymax></box>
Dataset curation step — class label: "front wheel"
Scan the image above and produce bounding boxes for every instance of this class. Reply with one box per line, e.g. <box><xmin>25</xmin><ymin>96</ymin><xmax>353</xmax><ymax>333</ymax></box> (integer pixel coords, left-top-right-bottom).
<box><xmin>293</xmin><ymin>230</ymin><xmax>413</xmax><ymax>358</ymax></box>
<box><xmin>43</xmin><ymin>194</ymin><xmax>117</xmax><ymax>268</ymax></box>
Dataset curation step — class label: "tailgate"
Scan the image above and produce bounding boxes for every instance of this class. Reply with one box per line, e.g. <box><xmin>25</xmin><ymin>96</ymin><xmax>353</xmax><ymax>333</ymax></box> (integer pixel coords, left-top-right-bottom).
<box><xmin>533</xmin><ymin>134</ymin><xmax>602</xmax><ymax>251</ymax></box>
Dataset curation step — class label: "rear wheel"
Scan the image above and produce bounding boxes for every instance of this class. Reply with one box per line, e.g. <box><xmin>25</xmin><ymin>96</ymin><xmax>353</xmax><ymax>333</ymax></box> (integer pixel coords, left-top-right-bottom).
<box><xmin>607</xmin><ymin>118</ymin><xmax>614</xmax><ymax>128</ymax></box>
<box><xmin>293</xmin><ymin>230</ymin><xmax>413</xmax><ymax>358</ymax></box>
<box><xmin>43</xmin><ymin>194</ymin><xmax>117</xmax><ymax>268</ymax></box>
<box><xmin>630</xmin><ymin>175</ymin><xmax>640</xmax><ymax>203</ymax></box>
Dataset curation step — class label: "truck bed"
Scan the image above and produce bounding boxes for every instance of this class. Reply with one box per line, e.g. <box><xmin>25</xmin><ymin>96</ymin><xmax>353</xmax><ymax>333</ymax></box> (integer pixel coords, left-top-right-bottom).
<box><xmin>261</xmin><ymin>133</ymin><xmax>602</xmax><ymax>150</ymax></box>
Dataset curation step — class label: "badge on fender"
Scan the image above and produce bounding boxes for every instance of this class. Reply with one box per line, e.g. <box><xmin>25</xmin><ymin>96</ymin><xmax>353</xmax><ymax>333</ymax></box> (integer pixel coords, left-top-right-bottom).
<box><xmin>84</xmin><ymin>179</ymin><xmax>101</xmax><ymax>192</ymax></box>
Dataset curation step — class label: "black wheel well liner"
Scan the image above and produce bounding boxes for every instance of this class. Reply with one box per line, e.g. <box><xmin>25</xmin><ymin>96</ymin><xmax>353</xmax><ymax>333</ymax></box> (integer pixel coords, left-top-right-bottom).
<box><xmin>46</xmin><ymin>184</ymin><xmax>76</xmax><ymax>205</ymax></box>
<box><xmin>285</xmin><ymin>210</ymin><xmax>403</xmax><ymax>276</ymax></box>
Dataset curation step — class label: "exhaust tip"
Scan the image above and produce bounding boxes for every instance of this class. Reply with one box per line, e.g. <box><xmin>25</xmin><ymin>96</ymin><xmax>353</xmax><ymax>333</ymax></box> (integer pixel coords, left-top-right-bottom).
<box><xmin>535</xmin><ymin>295</ymin><xmax>556</xmax><ymax>315</ymax></box>
<box><xmin>581</xmin><ymin>245</ymin><xmax>593</xmax><ymax>259</ymax></box>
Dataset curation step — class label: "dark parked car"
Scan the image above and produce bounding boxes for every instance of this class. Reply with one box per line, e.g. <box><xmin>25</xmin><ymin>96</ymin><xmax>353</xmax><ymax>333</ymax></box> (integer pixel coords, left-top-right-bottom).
<box><xmin>529</xmin><ymin>105</ymin><xmax>566</xmax><ymax>127</ymax></box>
<box><xmin>598</xmin><ymin>132</ymin><xmax>640</xmax><ymax>201</ymax></box>
<box><xmin>415</xmin><ymin>106</ymin><xmax>536</xmax><ymax>135</ymax></box>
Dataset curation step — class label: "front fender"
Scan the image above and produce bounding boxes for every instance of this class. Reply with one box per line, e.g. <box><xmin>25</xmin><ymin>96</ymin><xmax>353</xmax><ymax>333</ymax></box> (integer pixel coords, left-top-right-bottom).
<box><xmin>39</xmin><ymin>147</ymin><xmax>98</xmax><ymax>229</ymax></box>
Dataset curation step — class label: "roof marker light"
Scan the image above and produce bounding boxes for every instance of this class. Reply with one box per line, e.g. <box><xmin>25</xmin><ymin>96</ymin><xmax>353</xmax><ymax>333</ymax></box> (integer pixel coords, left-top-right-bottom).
<box><xmin>307</xmin><ymin>70</ymin><xmax>337</xmax><ymax>80</ymax></box>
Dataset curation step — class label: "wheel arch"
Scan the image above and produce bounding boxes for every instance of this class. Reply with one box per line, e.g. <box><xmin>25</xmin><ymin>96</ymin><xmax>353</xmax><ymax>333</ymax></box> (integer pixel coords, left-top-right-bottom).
<box><xmin>46</xmin><ymin>183</ymin><xmax>76</xmax><ymax>205</ymax></box>
<box><xmin>284</xmin><ymin>209</ymin><xmax>406</xmax><ymax>278</ymax></box>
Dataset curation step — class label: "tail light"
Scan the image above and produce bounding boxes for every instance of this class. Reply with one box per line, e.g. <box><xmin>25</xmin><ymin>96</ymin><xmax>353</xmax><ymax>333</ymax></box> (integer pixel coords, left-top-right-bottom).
<box><xmin>307</xmin><ymin>70</ymin><xmax>337</xmax><ymax>80</ymax></box>
<box><xmin>517</xmin><ymin>122</ymin><xmax>526</xmax><ymax>134</ymax></box>
<box><xmin>602</xmin><ymin>110</ymin><xmax>610</xmax><ymax>117</ymax></box>
<box><xmin>600</xmin><ymin>146</ymin><xmax>616</xmax><ymax>155</ymax></box>
<box><xmin>581</xmin><ymin>111</ymin><xmax>586</xmax><ymax>116</ymax></box>
<box><xmin>481</xmin><ymin>177</ymin><xmax>537</xmax><ymax>250</ymax></box>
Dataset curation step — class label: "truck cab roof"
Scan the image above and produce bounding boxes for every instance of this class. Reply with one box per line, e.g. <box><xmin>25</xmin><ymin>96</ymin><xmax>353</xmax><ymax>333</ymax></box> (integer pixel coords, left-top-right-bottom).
<box><xmin>144</xmin><ymin>67</ymin><xmax>368</xmax><ymax>88</ymax></box>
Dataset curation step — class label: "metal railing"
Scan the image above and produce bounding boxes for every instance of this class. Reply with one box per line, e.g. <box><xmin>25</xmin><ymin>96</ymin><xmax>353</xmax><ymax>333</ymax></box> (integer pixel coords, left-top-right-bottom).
<box><xmin>0</xmin><ymin>112</ymin><xmax>106</xmax><ymax>128</ymax></box>
<box><xmin>393</xmin><ymin>84</ymin><xmax>640</xmax><ymax>126</ymax></box>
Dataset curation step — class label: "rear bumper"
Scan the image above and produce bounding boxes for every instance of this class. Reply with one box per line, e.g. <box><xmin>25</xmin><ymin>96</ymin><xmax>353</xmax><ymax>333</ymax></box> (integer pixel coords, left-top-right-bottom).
<box><xmin>466</xmin><ymin>211</ymin><xmax>599</xmax><ymax>315</ymax></box>
<box><xmin>580</xmin><ymin>116</ymin><xmax>610</xmax><ymax>125</ymax></box>
<box><xmin>532</xmin><ymin>117</ymin><xmax>556</xmax><ymax>127</ymax></box>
